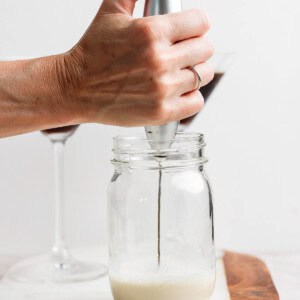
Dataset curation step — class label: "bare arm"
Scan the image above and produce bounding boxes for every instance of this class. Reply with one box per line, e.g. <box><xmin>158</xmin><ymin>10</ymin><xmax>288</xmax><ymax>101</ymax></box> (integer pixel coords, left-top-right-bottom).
<box><xmin>0</xmin><ymin>56</ymin><xmax>80</xmax><ymax>137</ymax></box>
<box><xmin>0</xmin><ymin>0</ymin><xmax>214</xmax><ymax>138</ymax></box>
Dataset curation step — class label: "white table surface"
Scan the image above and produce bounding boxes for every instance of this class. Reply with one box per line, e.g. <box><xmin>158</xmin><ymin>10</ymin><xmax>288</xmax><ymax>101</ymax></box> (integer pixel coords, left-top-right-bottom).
<box><xmin>0</xmin><ymin>248</ymin><xmax>299</xmax><ymax>299</ymax></box>
<box><xmin>258</xmin><ymin>252</ymin><xmax>300</xmax><ymax>300</ymax></box>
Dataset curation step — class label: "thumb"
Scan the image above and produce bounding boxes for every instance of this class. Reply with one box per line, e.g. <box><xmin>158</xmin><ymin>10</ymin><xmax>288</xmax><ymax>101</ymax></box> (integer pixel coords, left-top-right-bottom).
<box><xmin>100</xmin><ymin>0</ymin><xmax>137</xmax><ymax>15</ymax></box>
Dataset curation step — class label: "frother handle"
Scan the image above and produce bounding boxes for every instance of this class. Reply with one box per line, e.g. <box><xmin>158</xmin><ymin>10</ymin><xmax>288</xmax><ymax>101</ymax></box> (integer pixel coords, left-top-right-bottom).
<box><xmin>144</xmin><ymin>0</ymin><xmax>182</xmax><ymax>15</ymax></box>
<box><xmin>144</xmin><ymin>0</ymin><xmax>182</xmax><ymax>150</ymax></box>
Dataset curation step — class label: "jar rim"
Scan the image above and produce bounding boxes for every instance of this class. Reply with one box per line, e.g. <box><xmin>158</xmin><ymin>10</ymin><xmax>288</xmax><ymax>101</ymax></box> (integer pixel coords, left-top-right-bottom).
<box><xmin>113</xmin><ymin>132</ymin><xmax>205</xmax><ymax>154</ymax></box>
<box><xmin>112</xmin><ymin>132</ymin><xmax>207</xmax><ymax>168</ymax></box>
<box><xmin>113</xmin><ymin>132</ymin><xmax>204</xmax><ymax>143</ymax></box>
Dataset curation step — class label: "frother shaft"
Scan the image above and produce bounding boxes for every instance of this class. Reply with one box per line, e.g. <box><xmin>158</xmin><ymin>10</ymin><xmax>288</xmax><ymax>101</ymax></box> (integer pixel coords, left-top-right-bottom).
<box><xmin>144</xmin><ymin>0</ymin><xmax>182</xmax><ymax>15</ymax></box>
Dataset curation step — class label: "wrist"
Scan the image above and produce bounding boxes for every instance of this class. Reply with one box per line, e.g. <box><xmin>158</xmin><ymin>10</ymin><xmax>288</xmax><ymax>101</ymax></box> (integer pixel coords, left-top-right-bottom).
<box><xmin>45</xmin><ymin>53</ymin><xmax>86</xmax><ymax>125</ymax></box>
<box><xmin>53</xmin><ymin>48</ymin><xmax>95</xmax><ymax>125</ymax></box>
<box><xmin>0</xmin><ymin>50</ymin><xmax>93</xmax><ymax>137</ymax></box>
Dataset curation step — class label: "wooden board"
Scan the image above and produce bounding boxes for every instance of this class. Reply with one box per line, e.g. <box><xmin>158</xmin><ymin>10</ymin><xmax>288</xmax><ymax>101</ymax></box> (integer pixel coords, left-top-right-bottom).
<box><xmin>223</xmin><ymin>252</ymin><xmax>279</xmax><ymax>300</ymax></box>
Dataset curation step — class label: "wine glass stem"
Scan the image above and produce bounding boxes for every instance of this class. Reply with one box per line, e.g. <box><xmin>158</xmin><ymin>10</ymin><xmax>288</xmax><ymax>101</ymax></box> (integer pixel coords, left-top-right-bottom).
<box><xmin>52</xmin><ymin>141</ymin><xmax>70</xmax><ymax>263</ymax></box>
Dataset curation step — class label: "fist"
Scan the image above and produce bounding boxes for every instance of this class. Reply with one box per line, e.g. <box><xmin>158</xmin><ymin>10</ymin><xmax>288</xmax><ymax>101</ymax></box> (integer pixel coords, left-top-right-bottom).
<box><xmin>58</xmin><ymin>0</ymin><xmax>214</xmax><ymax>126</ymax></box>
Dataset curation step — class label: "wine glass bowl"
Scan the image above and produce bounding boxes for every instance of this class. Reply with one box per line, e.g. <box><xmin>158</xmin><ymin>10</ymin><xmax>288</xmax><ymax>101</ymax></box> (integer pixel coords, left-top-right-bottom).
<box><xmin>41</xmin><ymin>125</ymin><xmax>79</xmax><ymax>143</ymax></box>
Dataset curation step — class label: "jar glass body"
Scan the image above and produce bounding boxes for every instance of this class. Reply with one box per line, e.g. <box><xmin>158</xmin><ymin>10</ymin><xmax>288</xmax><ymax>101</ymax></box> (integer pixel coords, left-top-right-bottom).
<box><xmin>108</xmin><ymin>133</ymin><xmax>215</xmax><ymax>300</ymax></box>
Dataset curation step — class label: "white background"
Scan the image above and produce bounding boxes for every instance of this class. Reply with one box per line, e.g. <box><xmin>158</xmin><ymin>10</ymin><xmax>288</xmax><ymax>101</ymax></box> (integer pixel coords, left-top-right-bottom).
<box><xmin>0</xmin><ymin>0</ymin><xmax>299</xmax><ymax>256</ymax></box>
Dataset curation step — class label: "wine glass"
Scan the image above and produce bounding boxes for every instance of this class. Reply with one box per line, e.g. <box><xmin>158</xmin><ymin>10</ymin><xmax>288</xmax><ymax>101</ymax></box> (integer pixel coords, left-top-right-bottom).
<box><xmin>1</xmin><ymin>57</ymin><xmax>107</xmax><ymax>283</ymax></box>
<box><xmin>179</xmin><ymin>52</ymin><xmax>234</xmax><ymax>130</ymax></box>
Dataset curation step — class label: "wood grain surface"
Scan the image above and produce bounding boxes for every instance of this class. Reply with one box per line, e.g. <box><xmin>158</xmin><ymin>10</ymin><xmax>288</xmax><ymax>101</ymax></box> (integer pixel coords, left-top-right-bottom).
<box><xmin>224</xmin><ymin>252</ymin><xmax>279</xmax><ymax>300</ymax></box>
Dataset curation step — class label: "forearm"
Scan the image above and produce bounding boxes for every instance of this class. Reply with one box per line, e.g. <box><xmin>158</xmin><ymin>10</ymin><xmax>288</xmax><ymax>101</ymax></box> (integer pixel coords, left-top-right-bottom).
<box><xmin>0</xmin><ymin>55</ymin><xmax>81</xmax><ymax>138</ymax></box>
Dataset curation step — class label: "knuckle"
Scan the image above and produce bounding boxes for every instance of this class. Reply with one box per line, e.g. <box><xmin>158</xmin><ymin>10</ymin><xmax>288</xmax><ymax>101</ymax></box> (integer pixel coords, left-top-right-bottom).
<box><xmin>151</xmin><ymin>87</ymin><xmax>176</xmax><ymax>124</ymax></box>
<box><xmin>149</xmin><ymin>101</ymin><xmax>169</xmax><ymax>124</ymax></box>
<box><xmin>147</xmin><ymin>77</ymin><xmax>173</xmax><ymax>123</ymax></box>
<box><xmin>133</xmin><ymin>19</ymin><xmax>158</xmax><ymax>44</ymax></box>
<box><xmin>206</xmin><ymin>64</ymin><xmax>215</xmax><ymax>81</ymax></box>
<box><xmin>200</xmin><ymin>63</ymin><xmax>214</xmax><ymax>83</ymax></box>
<box><xmin>204</xmin><ymin>39</ymin><xmax>215</xmax><ymax>57</ymax></box>
<box><xmin>196</xmin><ymin>91</ymin><xmax>205</xmax><ymax>108</ymax></box>
<box><xmin>134</xmin><ymin>19</ymin><xmax>170</xmax><ymax>74</ymax></box>
<box><xmin>187</xmin><ymin>91</ymin><xmax>204</xmax><ymax>114</ymax></box>
<box><xmin>146</xmin><ymin>49</ymin><xmax>162</xmax><ymax>71</ymax></box>
<box><xmin>194</xmin><ymin>9</ymin><xmax>211</xmax><ymax>31</ymax></box>
<box><xmin>152</xmin><ymin>76</ymin><xmax>168</xmax><ymax>101</ymax></box>
<box><xmin>146</xmin><ymin>48</ymin><xmax>169</xmax><ymax>74</ymax></box>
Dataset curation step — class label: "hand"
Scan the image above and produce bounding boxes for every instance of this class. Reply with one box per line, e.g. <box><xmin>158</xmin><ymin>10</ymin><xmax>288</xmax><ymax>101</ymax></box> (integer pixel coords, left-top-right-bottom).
<box><xmin>60</xmin><ymin>0</ymin><xmax>214</xmax><ymax>126</ymax></box>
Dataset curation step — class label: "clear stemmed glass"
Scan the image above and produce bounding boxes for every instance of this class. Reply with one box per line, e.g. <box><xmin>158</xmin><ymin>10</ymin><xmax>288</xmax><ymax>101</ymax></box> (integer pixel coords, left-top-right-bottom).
<box><xmin>1</xmin><ymin>57</ymin><xmax>107</xmax><ymax>283</ymax></box>
<box><xmin>179</xmin><ymin>52</ymin><xmax>234</xmax><ymax>130</ymax></box>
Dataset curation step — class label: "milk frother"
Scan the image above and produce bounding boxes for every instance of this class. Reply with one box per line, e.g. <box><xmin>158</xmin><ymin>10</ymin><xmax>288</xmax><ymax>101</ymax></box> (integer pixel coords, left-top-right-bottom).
<box><xmin>144</xmin><ymin>0</ymin><xmax>183</xmax><ymax>150</ymax></box>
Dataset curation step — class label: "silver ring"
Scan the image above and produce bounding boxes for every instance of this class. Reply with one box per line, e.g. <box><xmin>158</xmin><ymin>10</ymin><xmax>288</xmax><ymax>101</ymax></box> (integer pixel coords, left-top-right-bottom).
<box><xmin>188</xmin><ymin>66</ymin><xmax>202</xmax><ymax>90</ymax></box>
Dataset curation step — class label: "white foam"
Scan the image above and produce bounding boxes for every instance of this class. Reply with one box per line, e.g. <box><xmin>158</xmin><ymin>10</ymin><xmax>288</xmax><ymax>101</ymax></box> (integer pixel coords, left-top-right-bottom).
<box><xmin>110</xmin><ymin>272</ymin><xmax>215</xmax><ymax>300</ymax></box>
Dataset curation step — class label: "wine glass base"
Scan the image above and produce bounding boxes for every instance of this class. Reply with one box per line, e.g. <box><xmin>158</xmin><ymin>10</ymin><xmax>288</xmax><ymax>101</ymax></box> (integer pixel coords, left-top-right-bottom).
<box><xmin>3</xmin><ymin>254</ymin><xmax>107</xmax><ymax>284</ymax></box>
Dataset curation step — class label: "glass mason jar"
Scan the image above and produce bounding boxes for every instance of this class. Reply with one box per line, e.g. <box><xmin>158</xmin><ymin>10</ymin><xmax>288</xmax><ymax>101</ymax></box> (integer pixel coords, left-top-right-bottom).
<box><xmin>108</xmin><ymin>133</ymin><xmax>215</xmax><ymax>300</ymax></box>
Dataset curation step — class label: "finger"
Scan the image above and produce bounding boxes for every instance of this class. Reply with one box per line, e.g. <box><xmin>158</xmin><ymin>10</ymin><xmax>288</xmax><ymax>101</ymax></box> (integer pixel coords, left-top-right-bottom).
<box><xmin>160</xmin><ymin>9</ymin><xmax>211</xmax><ymax>43</ymax></box>
<box><xmin>168</xmin><ymin>90</ymin><xmax>204</xmax><ymax>122</ymax></box>
<box><xmin>176</xmin><ymin>62</ymin><xmax>215</xmax><ymax>95</ymax></box>
<box><xmin>171</xmin><ymin>37</ymin><xmax>214</xmax><ymax>69</ymax></box>
<box><xmin>100</xmin><ymin>0</ymin><xmax>137</xmax><ymax>15</ymax></box>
